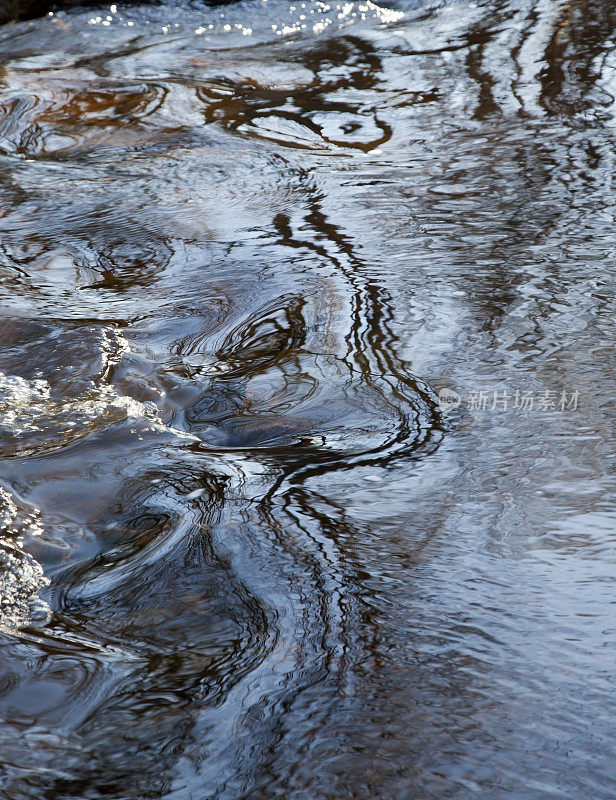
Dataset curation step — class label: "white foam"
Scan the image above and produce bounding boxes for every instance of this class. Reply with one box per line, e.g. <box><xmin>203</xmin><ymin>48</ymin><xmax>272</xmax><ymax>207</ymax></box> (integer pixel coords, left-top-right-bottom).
<box><xmin>0</xmin><ymin>487</ymin><xmax>50</xmax><ymax>632</ymax></box>
<box><xmin>0</xmin><ymin>330</ymin><xmax>195</xmax><ymax>453</ymax></box>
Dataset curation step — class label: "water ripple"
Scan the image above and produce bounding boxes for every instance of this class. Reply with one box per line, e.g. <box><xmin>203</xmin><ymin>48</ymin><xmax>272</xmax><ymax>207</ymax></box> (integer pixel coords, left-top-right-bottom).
<box><xmin>2</xmin><ymin>0</ymin><xmax>616</xmax><ymax>798</ymax></box>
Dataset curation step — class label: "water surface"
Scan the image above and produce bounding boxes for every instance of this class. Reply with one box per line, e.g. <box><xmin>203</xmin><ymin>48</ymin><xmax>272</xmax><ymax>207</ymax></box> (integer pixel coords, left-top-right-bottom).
<box><xmin>1</xmin><ymin>0</ymin><xmax>616</xmax><ymax>797</ymax></box>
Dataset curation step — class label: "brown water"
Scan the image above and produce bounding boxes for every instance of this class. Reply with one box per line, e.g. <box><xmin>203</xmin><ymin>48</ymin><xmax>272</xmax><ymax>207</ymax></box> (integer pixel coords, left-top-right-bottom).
<box><xmin>1</xmin><ymin>0</ymin><xmax>616</xmax><ymax>797</ymax></box>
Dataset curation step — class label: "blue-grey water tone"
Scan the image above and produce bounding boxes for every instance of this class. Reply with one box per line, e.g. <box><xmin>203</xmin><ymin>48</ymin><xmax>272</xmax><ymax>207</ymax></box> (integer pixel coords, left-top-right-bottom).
<box><xmin>1</xmin><ymin>1</ymin><xmax>616</xmax><ymax>797</ymax></box>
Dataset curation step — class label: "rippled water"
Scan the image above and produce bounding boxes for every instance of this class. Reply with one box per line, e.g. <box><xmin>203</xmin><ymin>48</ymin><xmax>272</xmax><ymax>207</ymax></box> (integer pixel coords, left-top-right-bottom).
<box><xmin>1</xmin><ymin>0</ymin><xmax>616</xmax><ymax>796</ymax></box>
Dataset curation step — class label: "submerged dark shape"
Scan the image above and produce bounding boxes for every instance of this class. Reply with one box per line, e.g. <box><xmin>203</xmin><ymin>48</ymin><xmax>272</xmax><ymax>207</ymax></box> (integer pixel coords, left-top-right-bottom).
<box><xmin>0</xmin><ymin>0</ymin><xmax>120</xmax><ymax>24</ymax></box>
<box><xmin>0</xmin><ymin>0</ymin><xmax>237</xmax><ymax>25</ymax></box>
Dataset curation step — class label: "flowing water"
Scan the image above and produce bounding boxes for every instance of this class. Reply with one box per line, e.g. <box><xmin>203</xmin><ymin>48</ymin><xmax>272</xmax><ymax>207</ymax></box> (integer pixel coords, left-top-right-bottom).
<box><xmin>1</xmin><ymin>0</ymin><xmax>616</xmax><ymax>797</ymax></box>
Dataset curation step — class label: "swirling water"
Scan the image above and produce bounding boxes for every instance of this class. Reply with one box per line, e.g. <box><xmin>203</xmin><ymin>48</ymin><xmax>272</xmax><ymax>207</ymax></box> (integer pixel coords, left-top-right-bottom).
<box><xmin>1</xmin><ymin>0</ymin><xmax>616</xmax><ymax>797</ymax></box>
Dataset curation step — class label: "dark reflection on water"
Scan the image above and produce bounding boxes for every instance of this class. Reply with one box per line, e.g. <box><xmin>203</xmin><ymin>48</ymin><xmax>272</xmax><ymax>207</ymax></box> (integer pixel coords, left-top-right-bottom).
<box><xmin>1</xmin><ymin>0</ymin><xmax>616</xmax><ymax>797</ymax></box>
